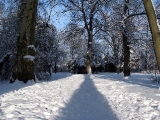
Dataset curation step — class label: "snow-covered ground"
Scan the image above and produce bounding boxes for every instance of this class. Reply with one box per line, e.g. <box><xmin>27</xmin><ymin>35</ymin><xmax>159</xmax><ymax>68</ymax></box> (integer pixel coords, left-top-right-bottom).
<box><xmin>0</xmin><ymin>73</ymin><xmax>160</xmax><ymax>120</ymax></box>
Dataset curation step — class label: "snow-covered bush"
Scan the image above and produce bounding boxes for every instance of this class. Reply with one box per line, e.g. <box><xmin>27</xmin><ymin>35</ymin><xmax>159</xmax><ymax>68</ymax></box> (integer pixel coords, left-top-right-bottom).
<box><xmin>35</xmin><ymin>19</ymin><xmax>56</xmax><ymax>80</ymax></box>
<box><xmin>0</xmin><ymin>13</ymin><xmax>18</xmax><ymax>81</ymax></box>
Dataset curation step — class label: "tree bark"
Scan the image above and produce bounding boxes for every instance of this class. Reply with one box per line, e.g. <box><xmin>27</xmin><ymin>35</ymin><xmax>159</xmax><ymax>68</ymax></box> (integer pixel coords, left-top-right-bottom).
<box><xmin>112</xmin><ymin>37</ymin><xmax>121</xmax><ymax>74</ymax></box>
<box><xmin>86</xmin><ymin>34</ymin><xmax>92</xmax><ymax>74</ymax></box>
<box><xmin>122</xmin><ymin>0</ymin><xmax>130</xmax><ymax>77</ymax></box>
<box><xmin>10</xmin><ymin>0</ymin><xmax>38</xmax><ymax>83</ymax></box>
<box><xmin>142</xmin><ymin>0</ymin><xmax>160</xmax><ymax>72</ymax></box>
<box><xmin>123</xmin><ymin>33</ymin><xmax>130</xmax><ymax>77</ymax></box>
<box><xmin>54</xmin><ymin>62</ymin><xmax>57</xmax><ymax>73</ymax></box>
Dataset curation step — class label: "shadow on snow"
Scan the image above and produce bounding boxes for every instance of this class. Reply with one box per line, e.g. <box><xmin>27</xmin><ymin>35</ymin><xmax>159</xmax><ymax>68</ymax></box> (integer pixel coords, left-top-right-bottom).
<box><xmin>93</xmin><ymin>73</ymin><xmax>160</xmax><ymax>89</ymax></box>
<box><xmin>54</xmin><ymin>75</ymin><xmax>118</xmax><ymax>120</ymax></box>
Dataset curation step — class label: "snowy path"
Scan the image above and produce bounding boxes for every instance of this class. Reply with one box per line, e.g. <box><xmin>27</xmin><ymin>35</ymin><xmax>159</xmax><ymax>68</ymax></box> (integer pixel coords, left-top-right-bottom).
<box><xmin>92</xmin><ymin>73</ymin><xmax>160</xmax><ymax>120</ymax></box>
<box><xmin>53</xmin><ymin>75</ymin><xmax>118</xmax><ymax>120</ymax></box>
<box><xmin>0</xmin><ymin>73</ymin><xmax>160</xmax><ymax>120</ymax></box>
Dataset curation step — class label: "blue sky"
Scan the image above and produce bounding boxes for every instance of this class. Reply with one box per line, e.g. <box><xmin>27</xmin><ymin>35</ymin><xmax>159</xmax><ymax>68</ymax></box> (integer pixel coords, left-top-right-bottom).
<box><xmin>49</xmin><ymin>5</ymin><xmax>70</xmax><ymax>31</ymax></box>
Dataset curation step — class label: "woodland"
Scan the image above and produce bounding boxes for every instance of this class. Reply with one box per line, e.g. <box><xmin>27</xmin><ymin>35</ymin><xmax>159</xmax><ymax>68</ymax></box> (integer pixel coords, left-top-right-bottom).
<box><xmin>0</xmin><ymin>0</ymin><xmax>160</xmax><ymax>83</ymax></box>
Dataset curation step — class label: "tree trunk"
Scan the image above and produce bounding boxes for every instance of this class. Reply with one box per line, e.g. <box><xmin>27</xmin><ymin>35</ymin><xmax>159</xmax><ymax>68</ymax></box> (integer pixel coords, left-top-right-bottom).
<box><xmin>122</xmin><ymin>0</ymin><xmax>130</xmax><ymax>77</ymax></box>
<box><xmin>112</xmin><ymin>37</ymin><xmax>121</xmax><ymax>74</ymax></box>
<box><xmin>54</xmin><ymin>62</ymin><xmax>57</xmax><ymax>73</ymax></box>
<box><xmin>142</xmin><ymin>0</ymin><xmax>160</xmax><ymax>72</ymax></box>
<box><xmin>86</xmin><ymin>34</ymin><xmax>92</xmax><ymax>74</ymax></box>
<box><xmin>123</xmin><ymin>33</ymin><xmax>130</xmax><ymax>77</ymax></box>
<box><xmin>10</xmin><ymin>0</ymin><xmax>38</xmax><ymax>83</ymax></box>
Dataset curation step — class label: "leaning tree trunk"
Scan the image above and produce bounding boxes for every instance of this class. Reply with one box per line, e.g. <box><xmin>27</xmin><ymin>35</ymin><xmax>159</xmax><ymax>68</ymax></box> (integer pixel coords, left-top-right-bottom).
<box><xmin>142</xmin><ymin>0</ymin><xmax>160</xmax><ymax>72</ymax></box>
<box><xmin>10</xmin><ymin>0</ymin><xmax>38</xmax><ymax>83</ymax></box>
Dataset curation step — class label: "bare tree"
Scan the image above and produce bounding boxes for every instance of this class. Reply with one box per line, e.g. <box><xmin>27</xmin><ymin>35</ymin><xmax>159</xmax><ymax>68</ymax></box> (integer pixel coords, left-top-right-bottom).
<box><xmin>64</xmin><ymin>23</ymin><xmax>86</xmax><ymax>73</ymax></box>
<box><xmin>99</xmin><ymin>0</ymin><xmax>146</xmax><ymax>76</ymax></box>
<box><xmin>99</xmin><ymin>8</ymin><xmax>123</xmax><ymax>74</ymax></box>
<box><xmin>62</xmin><ymin>0</ymin><xmax>110</xmax><ymax>74</ymax></box>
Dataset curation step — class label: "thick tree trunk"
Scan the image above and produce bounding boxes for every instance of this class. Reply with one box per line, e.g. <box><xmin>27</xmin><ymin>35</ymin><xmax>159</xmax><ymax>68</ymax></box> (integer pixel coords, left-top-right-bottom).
<box><xmin>10</xmin><ymin>0</ymin><xmax>37</xmax><ymax>83</ymax></box>
<box><xmin>86</xmin><ymin>34</ymin><xmax>92</xmax><ymax>74</ymax></box>
<box><xmin>143</xmin><ymin>0</ymin><xmax>160</xmax><ymax>72</ymax></box>
<box><xmin>123</xmin><ymin>33</ymin><xmax>130</xmax><ymax>77</ymax></box>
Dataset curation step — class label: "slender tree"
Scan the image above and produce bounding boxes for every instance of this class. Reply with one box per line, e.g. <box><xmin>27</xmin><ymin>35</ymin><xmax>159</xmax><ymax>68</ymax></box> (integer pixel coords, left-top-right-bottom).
<box><xmin>122</xmin><ymin>0</ymin><xmax>131</xmax><ymax>77</ymax></box>
<box><xmin>10</xmin><ymin>0</ymin><xmax>38</xmax><ymax>83</ymax></box>
<box><xmin>142</xmin><ymin>0</ymin><xmax>160</xmax><ymax>72</ymax></box>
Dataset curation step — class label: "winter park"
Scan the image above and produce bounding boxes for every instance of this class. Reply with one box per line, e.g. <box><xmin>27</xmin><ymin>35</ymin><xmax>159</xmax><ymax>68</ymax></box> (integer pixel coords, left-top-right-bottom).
<box><xmin>0</xmin><ymin>0</ymin><xmax>160</xmax><ymax>119</ymax></box>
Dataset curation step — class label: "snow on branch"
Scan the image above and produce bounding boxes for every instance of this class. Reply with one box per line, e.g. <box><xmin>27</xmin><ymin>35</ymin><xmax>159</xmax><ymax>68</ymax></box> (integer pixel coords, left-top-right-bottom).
<box><xmin>28</xmin><ymin>45</ymin><xmax>36</xmax><ymax>51</ymax></box>
<box><xmin>89</xmin><ymin>42</ymin><xmax>92</xmax><ymax>44</ymax></box>
<box><xmin>23</xmin><ymin>55</ymin><xmax>35</xmax><ymax>61</ymax></box>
